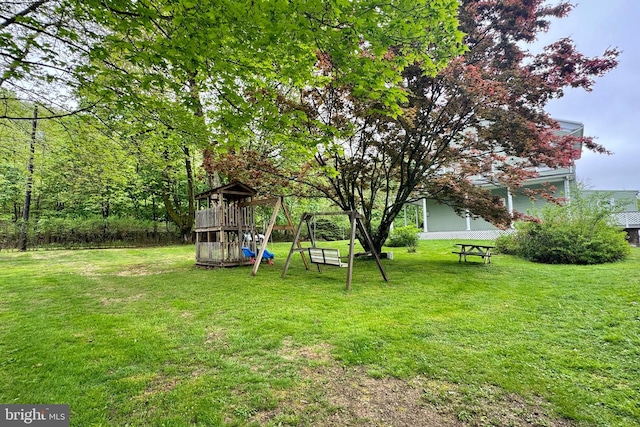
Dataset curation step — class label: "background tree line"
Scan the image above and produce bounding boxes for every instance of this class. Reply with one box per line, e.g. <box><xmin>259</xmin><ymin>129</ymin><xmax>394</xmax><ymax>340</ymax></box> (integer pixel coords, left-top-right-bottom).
<box><xmin>0</xmin><ymin>91</ymin><xmax>190</xmax><ymax>248</ymax></box>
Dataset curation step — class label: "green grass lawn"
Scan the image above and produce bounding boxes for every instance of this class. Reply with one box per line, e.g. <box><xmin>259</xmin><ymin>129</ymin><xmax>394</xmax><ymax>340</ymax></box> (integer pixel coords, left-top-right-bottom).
<box><xmin>0</xmin><ymin>241</ymin><xmax>638</xmax><ymax>426</ymax></box>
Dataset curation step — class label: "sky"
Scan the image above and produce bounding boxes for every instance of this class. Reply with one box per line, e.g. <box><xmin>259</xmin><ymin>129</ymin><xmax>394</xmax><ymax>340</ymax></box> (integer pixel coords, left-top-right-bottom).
<box><xmin>534</xmin><ymin>1</ymin><xmax>639</xmax><ymax>191</ymax></box>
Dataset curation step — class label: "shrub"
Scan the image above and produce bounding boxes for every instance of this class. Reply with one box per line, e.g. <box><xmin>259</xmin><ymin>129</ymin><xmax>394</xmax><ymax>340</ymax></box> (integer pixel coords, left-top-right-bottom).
<box><xmin>494</xmin><ymin>231</ymin><xmax>520</xmax><ymax>255</ymax></box>
<box><xmin>0</xmin><ymin>216</ymin><xmax>182</xmax><ymax>249</ymax></box>
<box><xmin>386</xmin><ymin>225</ymin><xmax>420</xmax><ymax>252</ymax></box>
<box><xmin>312</xmin><ymin>218</ymin><xmax>345</xmax><ymax>241</ymax></box>
<box><xmin>501</xmin><ymin>192</ymin><xmax>630</xmax><ymax>265</ymax></box>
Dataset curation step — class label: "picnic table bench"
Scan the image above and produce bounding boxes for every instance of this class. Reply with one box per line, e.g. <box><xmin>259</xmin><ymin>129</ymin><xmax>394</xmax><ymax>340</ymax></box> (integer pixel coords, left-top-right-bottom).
<box><xmin>452</xmin><ymin>243</ymin><xmax>494</xmax><ymax>264</ymax></box>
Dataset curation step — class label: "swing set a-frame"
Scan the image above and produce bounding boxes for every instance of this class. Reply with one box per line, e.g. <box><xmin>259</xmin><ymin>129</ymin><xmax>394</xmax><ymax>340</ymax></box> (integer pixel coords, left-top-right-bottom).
<box><xmin>241</xmin><ymin>195</ymin><xmax>309</xmax><ymax>276</ymax></box>
<box><xmin>194</xmin><ymin>182</ymin><xmax>387</xmax><ymax>289</ymax></box>
<box><xmin>281</xmin><ymin>210</ymin><xmax>388</xmax><ymax>291</ymax></box>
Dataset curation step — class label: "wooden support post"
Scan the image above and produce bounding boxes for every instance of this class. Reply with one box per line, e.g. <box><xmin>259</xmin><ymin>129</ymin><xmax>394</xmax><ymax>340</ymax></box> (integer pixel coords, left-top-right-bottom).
<box><xmin>238</xmin><ymin>200</ymin><xmax>245</xmax><ymax>263</ymax></box>
<box><xmin>252</xmin><ymin>197</ymin><xmax>282</xmax><ymax>275</ymax></box>
<box><xmin>281</xmin><ymin>212</ymin><xmax>311</xmax><ymax>278</ymax></box>
<box><xmin>346</xmin><ymin>211</ymin><xmax>357</xmax><ymax>291</ymax></box>
<box><xmin>356</xmin><ymin>213</ymin><xmax>388</xmax><ymax>282</ymax></box>
<box><xmin>281</xmin><ymin>210</ymin><xmax>389</xmax><ymax>290</ymax></box>
<box><xmin>283</xmin><ymin>200</ymin><xmax>309</xmax><ymax>270</ymax></box>
<box><xmin>304</xmin><ymin>214</ymin><xmax>322</xmax><ymax>273</ymax></box>
<box><xmin>239</xmin><ymin>196</ymin><xmax>300</xmax><ymax>276</ymax></box>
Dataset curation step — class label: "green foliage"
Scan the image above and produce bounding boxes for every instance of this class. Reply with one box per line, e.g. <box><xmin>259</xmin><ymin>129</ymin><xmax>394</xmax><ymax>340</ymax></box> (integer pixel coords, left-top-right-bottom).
<box><xmin>312</xmin><ymin>218</ymin><xmax>346</xmax><ymax>241</ymax></box>
<box><xmin>3</xmin><ymin>1</ymin><xmax>464</xmax><ymax>248</ymax></box>
<box><xmin>1</xmin><ymin>2</ymin><xmax>101</xmax><ymax>118</ymax></box>
<box><xmin>495</xmin><ymin>192</ymin><xmax>631</xmax><ymax>264</ymax></box>
<box><xmin>0</xmin><ymin>95</ymin><xmax>199</xmax><ymax>241</ymax></box>
<box><xmin>286</xmin><ymin>1</ymin><xmax>618</xmax><ymax>256</ymax></box>
<box><xmin>0</xmin><ymin>164</ymin><xmax>23</xmax><ymax>217</ymax></box>
<box><xmin>78</xmin><ymin>0</ymin><xmax>464</xmax><ymax>146</ymax></box>
<box><xmin>493</xmin><ymin>231</ymin><xmax>520</xmax><ymax>255</ymax></box>
<box><xmin>0</xmin><ymin>216</ymin><xmax>181</xmax><ymax>249</ymax></box>
<box><xmin>385</xmin><ymin>225</ymin><xmax>420</xmax><ymax>251</ymax></box>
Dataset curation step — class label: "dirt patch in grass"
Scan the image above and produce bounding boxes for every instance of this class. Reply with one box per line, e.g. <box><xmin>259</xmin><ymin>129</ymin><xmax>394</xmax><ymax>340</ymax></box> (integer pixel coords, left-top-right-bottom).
<box><xmin>254</xmin><ymin>342</ymin><xmax>577</xmax><ymax>427</ymax></box>
<box><xmin>75</xmin><ymin>262</ymin><xmax>100</xmax><ymax>276</ymax></box>
<box><xmin>142</xmin><ymin>374</ymin><xmax>181</xmax><ymax>397</ymax></box>
<box><xmin>115</xmin><ymin>263</ymin><xmax>172</xmax><ymax>276</ymax></box>
<box><xmin>77</xmin><ymin>263</ymin><xmax>166</xmax><ymax>277</ymax></box>
<box><xmin>115</xmin><ymin>264</ymin><xmax>152</xmax><ymax>276</ymax></box>
<box><xmin>279</xmin><ymin>339</ymin><xmax>333</xmax><ymax>363</ymax></box>
<box><xmin>28</xmin><ymin>251</ymin><xmax>72</xmax><ymax>260</ymax></box>
<box><xmin>313</xmin><ymin>365</ymin><xmax>461</xmax><ymax>427</ymax></box>
<box><xmin>204</xmin><ymin>328</ymin><xmax>227</xmax><ymax>346</ymax></box>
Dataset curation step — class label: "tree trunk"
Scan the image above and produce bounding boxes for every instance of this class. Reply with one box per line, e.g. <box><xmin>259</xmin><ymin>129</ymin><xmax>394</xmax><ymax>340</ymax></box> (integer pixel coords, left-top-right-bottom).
<box><xmin>18</xmin><ymin>105</ymin><xmax>37</xmax><ymax>251</ymax></box>
<box><xmin>183</xmin><ymin>145</ymin><xmax>195</xmax><ymax>229</ymax></box>
<box><xmin>161</xmin><ymin>155</ymin><xmax>192</xmax><ymax>242</ymax></box>
<box><xmin>187</xmin><ymin>74</ymin><xmax>221</xmax><ymax>190</ymax></box>
<box><xmin>371</xmin><ymin>201</ymin><xmax>409</xmax><ymax>253</ymax></box>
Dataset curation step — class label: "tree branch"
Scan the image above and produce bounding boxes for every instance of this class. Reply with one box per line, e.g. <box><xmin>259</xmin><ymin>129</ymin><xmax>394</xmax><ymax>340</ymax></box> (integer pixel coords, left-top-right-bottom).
<box><xmin>1</xmin><ymin>0</ymin><xmax>50</xmax><ymax>31</ymax></box>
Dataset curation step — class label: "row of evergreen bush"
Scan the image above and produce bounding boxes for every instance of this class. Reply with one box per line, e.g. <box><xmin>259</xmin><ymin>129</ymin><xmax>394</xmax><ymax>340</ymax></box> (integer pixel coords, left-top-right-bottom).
<box><xmin>0</xmin><ymin>216</ymin><xmax>183</xmax><ymax>250</ymax></box>
<box><xmin>0</xmin><ymin>215</ymin><xmax>353</xmax><ymax>250</ymax></box>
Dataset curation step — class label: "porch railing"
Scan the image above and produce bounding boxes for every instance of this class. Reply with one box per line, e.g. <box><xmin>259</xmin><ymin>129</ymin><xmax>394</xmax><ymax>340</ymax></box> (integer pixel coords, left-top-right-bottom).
<box><xmin>195</xmin><ymin>206</ymin><xmax>254</xmax><ymax>229</ymax></box>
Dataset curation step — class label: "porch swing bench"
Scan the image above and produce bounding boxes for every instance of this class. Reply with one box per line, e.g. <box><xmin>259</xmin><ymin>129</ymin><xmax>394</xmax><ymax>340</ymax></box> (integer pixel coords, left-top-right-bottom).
<box><xmin>282</xmin><ymin>210</ymin><xmax>388</xmax><ymax>291</ymax></box>
<box><xmin>308</xmin><ymin>248</ymin><xmax>348</xmax><ymax>268</ymax></box>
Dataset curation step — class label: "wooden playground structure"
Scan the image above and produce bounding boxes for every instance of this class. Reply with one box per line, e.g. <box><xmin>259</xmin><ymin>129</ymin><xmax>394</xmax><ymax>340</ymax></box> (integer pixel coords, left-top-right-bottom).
<box><xmin>194</xmin><ymin>181</ymin><xmax>297</xmax><ymax>275</ymax></box>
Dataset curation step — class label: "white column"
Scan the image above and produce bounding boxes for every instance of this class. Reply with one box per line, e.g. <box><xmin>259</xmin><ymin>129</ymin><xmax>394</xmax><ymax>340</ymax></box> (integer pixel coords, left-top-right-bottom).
<box><xmin>465</xmin><ymin>209</ymin><xmax>471</xmax><ymax>231</ymax></box>
<box><xmin>422</xmin><ymin>198</ymin><xmax>428</xmax><ymax>232</ymax></box>
<box><xmin>507</xmin><ymin>188</ymin><xmax>514</xmax><ymax>228</ymax></box>
<box><xmin>564</xmin><ymin>177</ymin><xmax>571</xmax><ymax>200</ymax></box>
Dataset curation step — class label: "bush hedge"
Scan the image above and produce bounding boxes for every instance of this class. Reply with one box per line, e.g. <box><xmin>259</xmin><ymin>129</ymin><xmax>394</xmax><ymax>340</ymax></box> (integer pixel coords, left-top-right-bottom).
<box><xmin>0</xmin><ymin>216</ymin><xmax>182</xmax><ymax>250</ymax></box>
<box><xmin>495</xmin><ymin>192</ymin><xmax>630</xmax><ymax>265</ymax></box>
<box><xmin>386</xmin><ymin>225</ymin><xmax>420</xmax><ymax>252</ymax></box>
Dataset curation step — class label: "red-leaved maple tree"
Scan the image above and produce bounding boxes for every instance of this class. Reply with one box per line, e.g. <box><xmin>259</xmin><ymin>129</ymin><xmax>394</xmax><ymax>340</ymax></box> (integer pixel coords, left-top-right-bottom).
<box><xmin>206</xmin><ymin>1</ymin><xmax>619</xmax><ymax>253</ymax></box>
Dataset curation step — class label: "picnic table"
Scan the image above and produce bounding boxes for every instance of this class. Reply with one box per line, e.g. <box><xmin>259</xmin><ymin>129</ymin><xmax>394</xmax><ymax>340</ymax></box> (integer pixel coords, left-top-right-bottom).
<box><xmin>453</xmin><ymin>243</ymin><xmax>494</xmax><ymax>264</ymax></box>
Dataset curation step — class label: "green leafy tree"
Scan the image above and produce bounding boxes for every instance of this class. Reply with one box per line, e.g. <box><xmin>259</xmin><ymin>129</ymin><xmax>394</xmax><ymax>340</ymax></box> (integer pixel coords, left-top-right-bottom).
<box><xmin>3</xmin><ymin>0</ymin><xmax>466</xmax><ymax>242</ymax></box>
<box><xmin>37</xmin><ymin>115</ymin><xmax>136</xmax><ymax>218</ymax></box>
<box><xmin>1</xmin><ymin>0</ymin><xmax>106</xmax><ymax>119</ymax></box>
<box><xmin>0</xmin><ymin>93</ymin><xmax>34</xmax><ymax>220</ymax></box>
<box><xmin>75</xmin><ymin>0</ymin><xmax>463</xmax><ymax>237</ymax></box>
<box><xmin>495</xmin><ymin>190</ymin><xmax>630</xmax><ymax>264</ymax></box>
<box><xmin>269</xmin><ymin>0</ymin><xmax>618</xmax><ymax>253</ymax></box>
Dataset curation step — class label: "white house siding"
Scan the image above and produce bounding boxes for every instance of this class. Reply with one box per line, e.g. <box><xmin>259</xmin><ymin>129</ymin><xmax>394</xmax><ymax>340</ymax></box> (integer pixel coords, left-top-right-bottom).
<box><xmin>412</xmin><ymin>188</ymin><xmax>639</xmax><ymax>241</ymax></box>
<box><xmin>413</xmin><ymin>179</ymin><xmax>568</xmax><ymax>235</ymax></box>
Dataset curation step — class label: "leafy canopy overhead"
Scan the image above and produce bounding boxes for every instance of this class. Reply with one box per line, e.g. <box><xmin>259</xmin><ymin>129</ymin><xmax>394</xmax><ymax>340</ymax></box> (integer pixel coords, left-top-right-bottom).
<box><xmin>215</xmin><ymin>0</ymin><xmax>619</xmax><ymax>253</ymax></box>
<box><xmin>2</xmin><ymin>0</ymin><xmax>466</xmax><ymax>239</ymax></box>
<box><xmin>2</xmin><ymin>0</ymin><xmax>464</xmax><ymax>122</ymax></box>
<box><xmin>81</xmin><ymin>0</ymin><xmax>464</xmax><ymax>137</ymax></box>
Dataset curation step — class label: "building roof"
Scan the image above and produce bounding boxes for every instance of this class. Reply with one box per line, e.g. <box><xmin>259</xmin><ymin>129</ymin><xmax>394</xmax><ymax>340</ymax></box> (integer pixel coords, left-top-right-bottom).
<box><xmin>195</xmin><ymin>181</ymin><xmax>257</xmax><ymax>201</ymax></box>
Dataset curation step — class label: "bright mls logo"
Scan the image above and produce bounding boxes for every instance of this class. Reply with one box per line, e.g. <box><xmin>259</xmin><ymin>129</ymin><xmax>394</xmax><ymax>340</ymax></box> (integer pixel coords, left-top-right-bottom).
<box><xmin>1</xmin><ymin>405</ymin><xmax>69</xmax><ymax>426</ymax></box>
